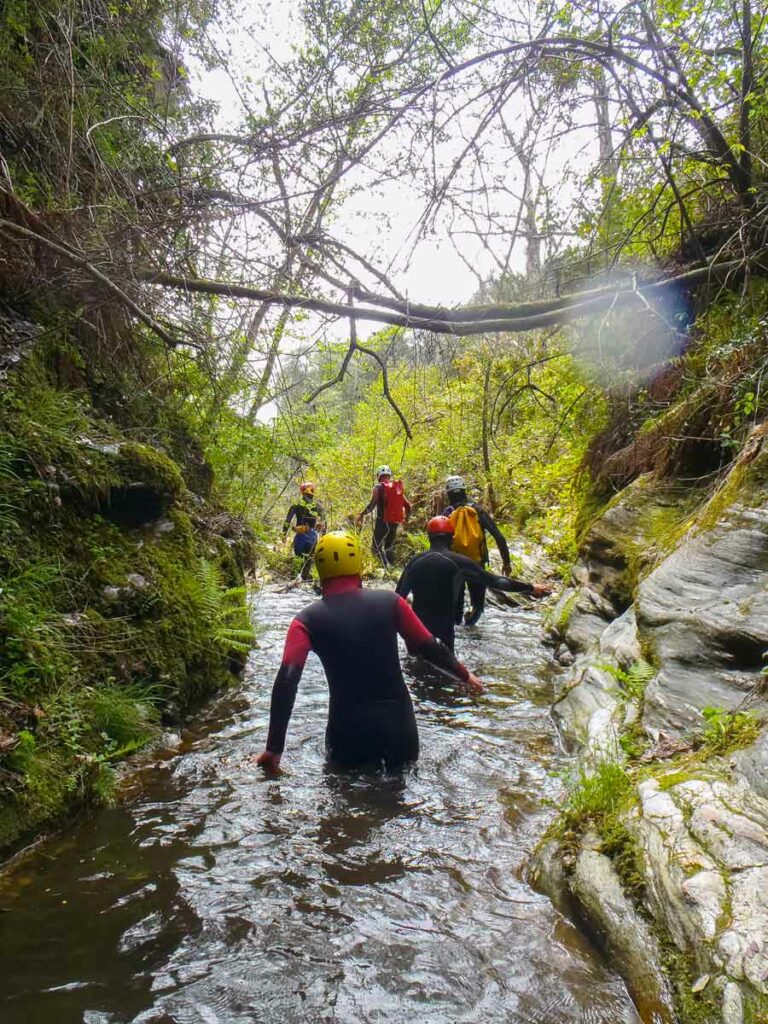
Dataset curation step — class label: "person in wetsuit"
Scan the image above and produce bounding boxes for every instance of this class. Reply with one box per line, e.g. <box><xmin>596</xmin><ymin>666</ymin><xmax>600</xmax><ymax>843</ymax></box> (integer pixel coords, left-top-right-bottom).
<box><xmin>442</xmin><ymin>474</ymin><xmax>514</xmax><ymax>625</ymax></box>
<box><xmin>396</xmin><ymin>517</ymin><xmax>551</xmax><ymax>649</ymax></box>
<box><xmin>283</xmin><ymin>481</ymin><xmax>325</xmax><ymax>580</ymax></box>
<box><xmin>356</xmin><ymin>465</ymin><xmax>411</xmax><ymax>568</ymax></box>
<box><xmin>255</xmin><ymin>531</ymin><xmax>483</xmax><ymax>773</ymax></box>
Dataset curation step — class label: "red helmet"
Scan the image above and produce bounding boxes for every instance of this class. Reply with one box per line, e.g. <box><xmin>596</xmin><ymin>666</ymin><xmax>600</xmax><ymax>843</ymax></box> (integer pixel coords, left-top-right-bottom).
<box><xmin>427</xmin><ymin>515</ymin><xmax>454</xmax><ymax>536</ymax></box>
<box><xmin>299</xmin><ymin>481</ymin><xmax>315</xmax><ymax>494</ymax></box>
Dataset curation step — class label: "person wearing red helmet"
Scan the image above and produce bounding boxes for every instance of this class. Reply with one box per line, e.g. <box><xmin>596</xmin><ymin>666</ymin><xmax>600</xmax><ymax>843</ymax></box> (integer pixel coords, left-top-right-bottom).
<box><xmin>395</xmin><ymin>516</ymin><xmax>551</xmax><ymax>650</ymax></box>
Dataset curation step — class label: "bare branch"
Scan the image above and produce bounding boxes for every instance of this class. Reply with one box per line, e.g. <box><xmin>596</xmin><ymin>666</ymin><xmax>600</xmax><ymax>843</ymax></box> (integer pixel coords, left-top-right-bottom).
<box><xmin>0</xmin><ymin>219</ymin><xmax>185</xmax><ymax>349</ymax></box>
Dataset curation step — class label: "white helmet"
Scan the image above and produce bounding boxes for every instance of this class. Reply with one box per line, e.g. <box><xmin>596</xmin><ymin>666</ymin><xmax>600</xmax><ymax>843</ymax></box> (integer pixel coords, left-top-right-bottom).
<box><xmin>377</xmin><ymin>465</ymin><xmax>393</xmax><ymax>479</ymax></box>
<box><xmin>446</xmin><ymin>475</ymin><xmax>465</xmax><ymax>492</ymax></box>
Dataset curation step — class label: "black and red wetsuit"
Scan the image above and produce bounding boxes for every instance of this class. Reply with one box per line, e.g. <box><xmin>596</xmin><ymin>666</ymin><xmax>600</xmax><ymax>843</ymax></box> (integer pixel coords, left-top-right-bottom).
<box><xmin>396</xmin><ymin>544</ymin><xmax>534</xmax><ymax>649</ymax></box>
<box><xmin>265</xmin><ymin>576</ymin><xmax>469</xmax><ymax>769</ymax></box>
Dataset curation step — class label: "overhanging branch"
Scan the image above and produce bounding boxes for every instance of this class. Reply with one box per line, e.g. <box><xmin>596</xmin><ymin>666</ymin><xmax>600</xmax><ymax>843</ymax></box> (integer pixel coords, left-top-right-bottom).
<box><xmin>136</xmin><ymin>256</ymin><xmax>768</xmax><ymax>336</ymax></box>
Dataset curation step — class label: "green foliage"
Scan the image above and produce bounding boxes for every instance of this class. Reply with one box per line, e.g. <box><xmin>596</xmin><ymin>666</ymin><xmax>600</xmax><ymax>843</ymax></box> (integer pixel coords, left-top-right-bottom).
<box><xmin>553</xmin><ymin>759</ymin><xmax>645</xmax><ymax>899</ymax></box>
<box><xmin>600</xmin><ymin>659</ymin><xmax>656</xmax><ymax>701</ymax></box>
<box><xmin>189</xmin><ymin>559</ymin><xmax>255</xmax><ymax>655</ymax></box>
<box><xmin>268</xmin><ymin>337</ymin><xmax>603</xmax><ymax>572</ymax></box>
<box><xmin>0</xmin><ymin>336</ymin><xmax>254</xmax><ymax>852</ymax></box>
<box><xmin>700</xmin><ymin>706</ymin><xmax>761</xmax><ymax>756</ymax></box>
<box><xmin>559</xmin><ymin>760</ymin><xmax>634</xmax><ymax>831</ymax></box>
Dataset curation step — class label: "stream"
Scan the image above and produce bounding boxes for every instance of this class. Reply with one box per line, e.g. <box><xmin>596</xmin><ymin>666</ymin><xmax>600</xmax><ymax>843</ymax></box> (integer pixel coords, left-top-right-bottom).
<box><xmin>0</xmin><ymin>586</ymin><xmax>640</xmax><ymax>1024</ymax></box>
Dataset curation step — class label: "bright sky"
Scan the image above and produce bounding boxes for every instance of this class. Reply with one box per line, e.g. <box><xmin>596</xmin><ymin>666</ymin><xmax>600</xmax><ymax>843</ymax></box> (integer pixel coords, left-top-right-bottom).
<box><xmin>185</xmin><ymin>1</ymin><xmax>562</xmax><ymax>307</ymax></box>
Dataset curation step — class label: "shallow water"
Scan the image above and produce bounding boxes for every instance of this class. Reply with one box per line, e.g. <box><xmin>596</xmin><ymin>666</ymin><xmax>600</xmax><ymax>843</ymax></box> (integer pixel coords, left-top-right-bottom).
<box><xmin>0</xmin><ymin>586</ymin><xmax>640</xmax><ymax>1024</ymax></box>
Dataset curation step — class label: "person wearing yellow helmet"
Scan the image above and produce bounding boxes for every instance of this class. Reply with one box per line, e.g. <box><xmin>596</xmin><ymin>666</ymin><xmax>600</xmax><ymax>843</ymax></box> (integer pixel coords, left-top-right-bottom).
<box><xmin>282</xmin><ymin>481</ymin><xmax>325</xmax><ymax>579</ymax></box>
<box><xmin>254</xmin><ymin>531</ymin><xmax>484</xmax><ymax>772</ymax></box>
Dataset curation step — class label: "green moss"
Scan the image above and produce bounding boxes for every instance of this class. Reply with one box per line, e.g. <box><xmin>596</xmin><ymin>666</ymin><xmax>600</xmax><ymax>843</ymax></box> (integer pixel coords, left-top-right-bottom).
<box><xmin>659</xmin><ymin>941</ymin><xmax>720</xmax><ymax>1024</ymax></box>
<box><xmin>619</xmin><ymin>719</ymin><xmax>649</xmax><ymax>760</ymax></box>
<box><xmin>744</xmin><ymin>991</ymin><xmax>768</xmax><ymax>1024</ymax></box>
<box><xmin>113</xmin><ymin>442</ymin><xmax>185</xmax><ymax>502</ymax></box>
<box><xmin>0</xmin><ymin>347</ymin><xmax>253</xmax><ymax>855</ymax></box>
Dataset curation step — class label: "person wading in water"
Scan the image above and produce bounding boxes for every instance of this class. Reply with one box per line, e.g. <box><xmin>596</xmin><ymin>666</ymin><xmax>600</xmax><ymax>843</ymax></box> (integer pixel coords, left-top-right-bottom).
<box><xmin>282</xmin><ymin>481</ymin><xmax>325</xmax><ymax>580</ymax></box>
<box><xmin>254</xmin><ymin>531</ymin><xmax>483</xmax><ymax>772</ymax></box>
<box><xmin>441</xmin><ymin>474</ymin><xmax>515</xmax><ymax>625</ymax></box>
<box><xmin>356</xmin><ymin>465</ymin><xmax>411</xmax><ymax>568</ymax></box>
<box><xmin>396</xmin><ymin>516</ymin><xmax>551</xmax><ymax>650</ymax></box>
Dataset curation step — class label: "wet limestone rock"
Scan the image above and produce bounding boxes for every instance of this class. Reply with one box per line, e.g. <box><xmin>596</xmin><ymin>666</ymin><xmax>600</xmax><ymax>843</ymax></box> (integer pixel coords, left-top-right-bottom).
<box><xmin>541</xmin><ymin>442</ymin><xmax>768</xmax><ymax>1023</ymax></box>
<box><xmin>550</xmin><ymin>477</ymin><xmax>683</xmax><ymax>656</ymax></box>
<box><xmin>553</xmin><ymin>661</ymin><xmax>622</xmax><ymax>758</ymax></box>
<box><xmin>635</xmin><ymin>773</ymin><xmax>768</xmax><ymax>1015</ymax></box>
<box><xmin>552</xmin><ymin>606</ymin><xmax>641</xmax><ymax>760</ymax></box>
<box><xmin>569</xmin><ymin>846</ymin><xmax>676</xmax><ymax>1022</ymax></box>
<box><xmin>637</xmin><ymin>454</ymin><xmax>768</xmax><ymax>738</ymax></box>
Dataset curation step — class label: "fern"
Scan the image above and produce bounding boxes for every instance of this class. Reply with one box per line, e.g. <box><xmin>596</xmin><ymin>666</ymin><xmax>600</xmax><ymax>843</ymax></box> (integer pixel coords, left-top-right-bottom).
<box><xmin>191</xmin><ymin>559</ymin><xmax>255</xmax><ymax>655</ymax></box>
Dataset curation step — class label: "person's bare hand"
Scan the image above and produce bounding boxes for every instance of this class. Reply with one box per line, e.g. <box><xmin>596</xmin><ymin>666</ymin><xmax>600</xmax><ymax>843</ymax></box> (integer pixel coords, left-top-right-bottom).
<box><xmin>531</xmin><ymin>583</ymin><xmax>553</xmax><ymax>598</ymax></box>
<box><xmin>502</xmin><ymin>563</ymin><xmax>512</xmax><ymax>577</ymax></box>
<box><xmin>251</xmin><ymin>750</ymin><xmax>282</xmax><ymax>772</ymax></box>
<box><xmin>464</xmin><ymin>672</ymin><xmax>485</xmax><ymax>694</ymax></box>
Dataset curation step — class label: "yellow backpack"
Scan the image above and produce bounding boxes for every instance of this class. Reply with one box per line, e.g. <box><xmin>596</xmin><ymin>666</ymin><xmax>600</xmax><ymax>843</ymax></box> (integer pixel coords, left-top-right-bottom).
<box><xmin>449</xmin><ymin>505</ymin><xmax>484</xmax><ymax>562</ymax></box>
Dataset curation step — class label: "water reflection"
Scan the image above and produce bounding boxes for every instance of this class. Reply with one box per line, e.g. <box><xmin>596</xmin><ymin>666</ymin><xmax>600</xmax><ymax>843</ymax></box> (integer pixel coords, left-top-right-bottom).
<box><xmin>315</xmin><ymin>769</ymin><xmax>415</xmax><ymax>885</ymax></box>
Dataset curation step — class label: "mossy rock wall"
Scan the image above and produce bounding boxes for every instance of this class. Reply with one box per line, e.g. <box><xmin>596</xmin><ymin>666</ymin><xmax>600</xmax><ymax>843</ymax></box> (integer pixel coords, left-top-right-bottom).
<box><xmin>0</xmin><ymin>316</ymin><xmax>255</xmax><ymax>855</ymax></box>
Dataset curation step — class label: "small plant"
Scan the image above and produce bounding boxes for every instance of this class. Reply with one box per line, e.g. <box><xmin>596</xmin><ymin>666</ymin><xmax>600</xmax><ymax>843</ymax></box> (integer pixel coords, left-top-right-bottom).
<box><xmin>561</xmin><ymin>759</ymin><xmax>634</xmax><ymax>829</ymax></box>
<box><xmin>190</xmin><ymin>558</ymin><xmax>255</xmax><ymax>655</ymax></box>
<box><xmin>601</xmin><ymin>659</ymin><xmax>656</xmax><ymax>700</ymax></box>
<box><xmin>700</xmin><ymin>705</ymin><xmax>761</xmax><ymax>756</ymax></box>
<box><xmin>554</xmin><ymin>759</ymin><xmax>645</xmax><ymax>898</ymax></box>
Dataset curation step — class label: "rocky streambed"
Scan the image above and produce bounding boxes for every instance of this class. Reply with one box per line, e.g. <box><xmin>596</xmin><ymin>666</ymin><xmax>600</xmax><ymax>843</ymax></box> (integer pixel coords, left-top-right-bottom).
<box><xmin>533</xmin><ymin>434</ymin><xmax>768</xmax><ymax>1024</ymax></box>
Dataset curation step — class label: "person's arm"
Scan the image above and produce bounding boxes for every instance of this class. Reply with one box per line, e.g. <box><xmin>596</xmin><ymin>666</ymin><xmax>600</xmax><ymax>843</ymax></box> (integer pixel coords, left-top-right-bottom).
<box><xmin>394</xmin><ymin>561</ymin><xmax>413</xmax><ymax>598</ymax></box>
<box><xmin>454</xmin><ymin>553</ymin><xmax>533</xmax><ymax>593</ymax></box>
<box><xmin>403</xmin><ymin>494</ymin><xmax>412</xmax><ymax>520</ymax></box>
<box><xmin>394</xmin><ymin>596</ymin><xmax>484</xmax><ymax>693</ymax></box>
<box><xmin>456</xmin><ymin>553</ymin><xmax>551</xmax><ymax>598</ymax></box>
<box><xmin>282</xmin><ymin>504</ymin><xmax>297</xmax><ymax>536</ymax></box>
<box><xmin>358</xmin><ymin>484</ymin><xmax>381</xmax><ymax>519</ymax></box>
<box><xmin>314</xmin><ymin>502</ymin><xmax>326</xmax><ymax>532</ymax></box>
<box><xmin>479</xmin><ymin>508</ymin><xmax>511</xmax><ymax>571</ymax></box>
<box><xmin>254</xmin><ymin>618</ymin><xmax>312</xmax><ymax>770</ymax></box>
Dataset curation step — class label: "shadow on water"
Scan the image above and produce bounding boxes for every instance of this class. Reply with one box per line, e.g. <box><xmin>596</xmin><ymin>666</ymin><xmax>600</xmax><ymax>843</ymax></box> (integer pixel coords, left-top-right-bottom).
<box><xmin>0</xmin><ymin>587</ymin><xmax>643</xmax><ymax>1024</ymax></box>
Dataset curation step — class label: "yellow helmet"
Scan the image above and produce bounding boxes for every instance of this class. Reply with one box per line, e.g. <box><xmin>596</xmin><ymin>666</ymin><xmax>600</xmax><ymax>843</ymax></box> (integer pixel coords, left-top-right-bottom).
<box><xmin>314</xmin><ymin>531</ymin><xmax>362</xmax><ymax>580</ymax></box>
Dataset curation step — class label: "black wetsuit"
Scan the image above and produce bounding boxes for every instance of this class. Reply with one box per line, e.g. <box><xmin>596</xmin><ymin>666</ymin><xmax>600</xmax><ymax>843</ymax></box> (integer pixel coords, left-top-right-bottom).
<box><xmin>396</xmin><ymin>544</ymin><xmax>534</xmax><ymax>649</ymax></box>
<box><xmin>442</xmin><ymin>495</ymin><xmax>512</xmax><ymax>623</ymax></box>
<box><xmin>265</xmin><ymin>578</ymin><xmax>469</xmax><ymax>770</ymax></box>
